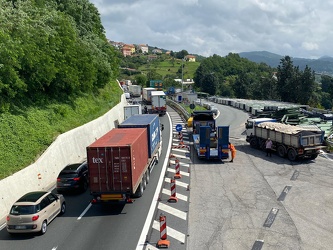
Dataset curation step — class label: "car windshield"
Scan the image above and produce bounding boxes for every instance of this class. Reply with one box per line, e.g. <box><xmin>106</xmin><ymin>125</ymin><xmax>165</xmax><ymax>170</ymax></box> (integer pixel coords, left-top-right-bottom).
<box><xmin>10</xmin><ymin>205</ymin><xmax>37</xmax><ymax>215</ymax></box>
<box><xmin>59</xmin><ymin>172</ymin><xmax>78</xmax><ymax>178</ymax></box>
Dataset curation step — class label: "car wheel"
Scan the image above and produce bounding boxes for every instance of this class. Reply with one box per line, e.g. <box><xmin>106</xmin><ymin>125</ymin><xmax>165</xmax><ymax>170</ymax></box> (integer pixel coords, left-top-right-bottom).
<box><xmin>82</xmin><ymin>180</ymin><xmax>88</xmax><ymax>192</ymax></box>
<box><xmin>40</xmin><ymin>220</ymin><xmax>47</xmax><ymax>235</ymax></box>
<box><xmin>60</xmin><ymin>202</ymin><xmax>66</xmax><ymax>215</ymax></box>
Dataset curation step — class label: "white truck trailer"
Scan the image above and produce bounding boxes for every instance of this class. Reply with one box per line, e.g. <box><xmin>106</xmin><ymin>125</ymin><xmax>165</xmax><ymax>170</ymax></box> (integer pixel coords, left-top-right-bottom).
<box><xmin>246</xmin><ymin>120</ymin><xmax>325</xmax><ymax>161</ymax></box>
<box><xmin>124</xmin><ymin>104</ymin><xmax>142</xmax><ymax>120</ymax></box>
<box><xmin>128</xmin><ymin>85</ymin><xmax>142</xmax><ymax>97</ymax></box>
<box><xmin>151</xmin><ymin>91</ymin><xmax>167</xmax><ymax>115</ymax></box>
<box><xmin>142</xmin><ymin>87</ymin><xmax>156</xmax><ymax>104</ymax></box>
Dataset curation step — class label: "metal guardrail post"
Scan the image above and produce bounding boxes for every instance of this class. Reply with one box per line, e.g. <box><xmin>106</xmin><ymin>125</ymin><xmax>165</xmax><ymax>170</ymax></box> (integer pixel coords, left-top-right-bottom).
<box><xmin>166</xmin><ymin>99</ymin><xmax>190</xmax><ymax>121</ymax></box>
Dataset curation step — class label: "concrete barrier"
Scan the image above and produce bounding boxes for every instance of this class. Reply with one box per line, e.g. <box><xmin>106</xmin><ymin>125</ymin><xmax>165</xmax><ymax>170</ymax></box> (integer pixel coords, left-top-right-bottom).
<box><xmin>0</xmin><ymin>95</ymin><xmax>127</xmax><ymax>226</ymax></box>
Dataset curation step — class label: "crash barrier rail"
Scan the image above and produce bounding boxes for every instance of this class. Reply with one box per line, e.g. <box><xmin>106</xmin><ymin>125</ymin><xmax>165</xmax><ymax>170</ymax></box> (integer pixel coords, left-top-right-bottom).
<box><xmin>166</xmin><ymin>99</ymin><xmax>190</xmax><ymax>121</ymax></box>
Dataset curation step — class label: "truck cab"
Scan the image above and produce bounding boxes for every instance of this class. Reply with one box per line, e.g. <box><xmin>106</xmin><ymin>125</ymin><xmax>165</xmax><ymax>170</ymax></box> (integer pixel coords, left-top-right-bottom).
<box><xmin>245</xmin><ymin>117</ymin><xmax>277</xmax><ymax>140</ymax></box>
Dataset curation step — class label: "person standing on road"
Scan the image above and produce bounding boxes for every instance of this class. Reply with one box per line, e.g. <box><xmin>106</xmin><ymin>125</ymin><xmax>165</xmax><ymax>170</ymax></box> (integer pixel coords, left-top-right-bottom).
<box><xmin>228</xmin><ymin>142</ymin><xmax>236</xmax><ymax>162</ymax></box>
<box><xmin>266</xmin><ymin>138</ymin><xmax>273</xmax><ymax>157</ymax></box>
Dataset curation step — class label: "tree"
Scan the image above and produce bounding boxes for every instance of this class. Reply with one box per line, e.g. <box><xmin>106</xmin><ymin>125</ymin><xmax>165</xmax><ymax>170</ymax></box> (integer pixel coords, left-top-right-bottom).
<box><xmin>175</xmin><ymin>50</ymin><xmax>189</xmax><ymax>59</ymax></box>
<box><xmin>276</xmin><ymin>56</ymin><xmax>295</xmax><ymax>102</ymax></box>
<box><xmin>134</xmin><ymin>74</ymin><xmax>147</xmax><ymax>87</ymax></box>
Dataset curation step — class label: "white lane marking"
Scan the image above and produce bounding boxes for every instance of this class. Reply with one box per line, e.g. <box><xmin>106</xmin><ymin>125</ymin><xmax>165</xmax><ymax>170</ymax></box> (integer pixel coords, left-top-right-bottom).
<box><xmin>136</xmin><ymin>113</ymin><xmax>173</xmax><ymax>250</ymax></box>
<box><xmin>171</xmin><ymin>148</ymin><xmax>190</xmax><ymax>153</ymax></box>
<box><xmin>52</xmin><ymin>246</ymin><xmax>58</xmax><ymax>250</ymax></box>
<box><xmin>145</xmin><ymin>243</ymin><xmax>159</xmax><ymax>250</ymax></box>
<box><xmin>158</xmin><ymin>203</ymin><xmax>187</xmax><ymax>220</ymax></box>
<box><xmin>164</xmin><ymin>177</ymin><xmax>189</xmax><ymax>189</ymax></box>
<box><xmin>77</xmin><ymin>203</ymin><xmax>92</xmax><ymax>220</ymax></box>
<box><xmin>152</xmin><ymin>220</ymin><xmax>186</xmax><ymax>243</ymax></box>
<box><xmin>167</xmin><ymin>168</ymin><xmax>190</xmax><ymax>177</ymax></box>
<box><xmin>169</xmin><ymin>153</ymin><xmax>188</xmax><ymax>159</ymax></box>
<box><xmin>162</xmin><ymin>188</ymin><xmax>188</xmax><ymax>202</ymax></box>
<box><xmin>0</xmin><ymin>223</ymin><xmax>6</xmax><ymax>231</ymax></box>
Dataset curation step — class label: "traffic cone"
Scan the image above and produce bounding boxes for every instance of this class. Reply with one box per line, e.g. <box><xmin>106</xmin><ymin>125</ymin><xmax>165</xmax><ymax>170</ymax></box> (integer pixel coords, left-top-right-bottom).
<box><xmin>157</xmin><ymin>213</ymin><xmax>170</xmax><ymax>248</ymax></box>
<box><xmin>168</xmin><ymin>178</ymin><xmax>178</xmax><ymax>203</ymax></box>
<box><xmin>174</xmin><ymin>159</ymin><xmax>182</xmax><ymax>179</ymax></box>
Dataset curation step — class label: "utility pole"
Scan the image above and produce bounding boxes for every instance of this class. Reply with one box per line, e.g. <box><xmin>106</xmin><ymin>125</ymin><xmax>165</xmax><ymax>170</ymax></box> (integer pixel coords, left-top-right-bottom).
<box><xmin>181</xmin><ymin>58</ymin><xmax>184</xmax><ymax>93</ymax></box>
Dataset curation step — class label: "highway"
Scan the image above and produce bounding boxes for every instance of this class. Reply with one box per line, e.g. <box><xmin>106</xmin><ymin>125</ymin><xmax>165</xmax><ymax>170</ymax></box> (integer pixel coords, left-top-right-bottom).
<box><xmin>1</xmin><ymin>102</ymin><xmax>332</xmax><ymax>250</ymax></box>
<box><xmin>0</xmin><ymin>115</ymin><xmax>172</xmax><ymax>250</ymax></box>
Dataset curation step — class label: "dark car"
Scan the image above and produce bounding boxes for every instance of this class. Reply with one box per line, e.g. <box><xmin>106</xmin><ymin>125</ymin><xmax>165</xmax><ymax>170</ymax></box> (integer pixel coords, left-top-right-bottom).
<box><xmin>56</xmin><ymin>162</ymin><xmax>88</xmax><ymax>193</ymax></box>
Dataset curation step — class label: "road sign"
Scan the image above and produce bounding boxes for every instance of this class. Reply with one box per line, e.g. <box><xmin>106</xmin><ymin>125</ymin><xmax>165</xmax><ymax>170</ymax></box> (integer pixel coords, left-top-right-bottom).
<box><xmin>176</xmin><ymin>124</ymin><xmax>182</xmax><ymax>132</ymax></box>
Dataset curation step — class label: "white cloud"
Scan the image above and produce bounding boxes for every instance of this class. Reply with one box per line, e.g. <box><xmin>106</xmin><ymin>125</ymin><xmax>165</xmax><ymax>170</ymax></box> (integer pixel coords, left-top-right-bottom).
<box><xmin>90</xmin><ymin>0</ymin><xmax>333</xmax><ymax>59</ymax></box>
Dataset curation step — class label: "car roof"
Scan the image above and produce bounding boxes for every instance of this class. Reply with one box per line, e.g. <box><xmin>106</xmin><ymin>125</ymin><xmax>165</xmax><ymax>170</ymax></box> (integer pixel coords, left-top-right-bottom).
<box><xmin>16</xmin><ymin>191</ymin><xmax>48</xmax><ymax>203</ymax></box>
<box><xmin>62</xmin><ymin>162</ymin><xmax>87</xmax><ymax>171</ymax></box>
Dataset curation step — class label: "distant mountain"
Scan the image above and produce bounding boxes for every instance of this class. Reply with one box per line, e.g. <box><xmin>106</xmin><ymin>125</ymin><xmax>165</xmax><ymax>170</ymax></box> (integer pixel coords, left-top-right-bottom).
<box><xmin>239</xmin><ymin>51</ymin><xmax>333</xmax><ymax>76</ymax></box>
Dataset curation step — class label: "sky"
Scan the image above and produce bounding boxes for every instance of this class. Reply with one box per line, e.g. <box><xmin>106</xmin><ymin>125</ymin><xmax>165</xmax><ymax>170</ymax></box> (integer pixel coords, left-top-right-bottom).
<box><xmin>90</xmin><ymin>0</ymin><xmax>333</xmax><ymax>59</ymax></box>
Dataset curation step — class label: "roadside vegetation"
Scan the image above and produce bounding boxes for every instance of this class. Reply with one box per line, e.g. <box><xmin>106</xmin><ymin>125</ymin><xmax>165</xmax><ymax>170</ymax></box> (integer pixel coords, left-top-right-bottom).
<box><xmin>0</xmin><ymin>0</ymin><xmax>121</xmax><ymax>179</ymax></box>
<box><xmin>1</xmin><ymin>0</ymin><xmax>332</xmax><ymax>180</ymax></box>
<box><xmin>0</xmin><ymin>82</ymin><xmax>122</xmax><ymax>179</ymax></box>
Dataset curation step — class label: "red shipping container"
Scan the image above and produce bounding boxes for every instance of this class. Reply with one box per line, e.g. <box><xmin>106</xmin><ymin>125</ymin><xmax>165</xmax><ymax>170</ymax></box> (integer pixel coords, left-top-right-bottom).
<box><xmin>87</xmin><ymin>128</ymin><xmax>149</xmax><ymax>197</ymax></box>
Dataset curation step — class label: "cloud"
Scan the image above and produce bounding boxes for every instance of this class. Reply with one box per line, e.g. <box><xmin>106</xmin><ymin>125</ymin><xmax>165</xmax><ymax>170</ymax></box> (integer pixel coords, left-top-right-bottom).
<box><xmin>90</xmin><ymin>0</ymin><xmax>333</xmax><ymax>59</ymax></box>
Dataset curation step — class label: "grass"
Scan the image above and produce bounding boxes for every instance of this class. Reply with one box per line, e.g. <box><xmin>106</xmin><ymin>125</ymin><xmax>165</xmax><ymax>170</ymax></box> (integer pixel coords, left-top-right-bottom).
<box><xmin>0</xmin><ymin>81</ymin><xmax>123</xmax><ymax>180</ymax></box>
<box><xmin>137</xmin><ymin>58</ymin><xmax>200</xmax><ymax>80</ymax></box>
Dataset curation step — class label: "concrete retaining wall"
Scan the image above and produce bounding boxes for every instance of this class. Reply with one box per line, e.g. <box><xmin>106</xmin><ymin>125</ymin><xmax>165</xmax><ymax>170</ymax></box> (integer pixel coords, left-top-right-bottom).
<box><xmin>0</xmin><ymin>95</ymin><xmax>127</xmax><ymax>226</ymax></box>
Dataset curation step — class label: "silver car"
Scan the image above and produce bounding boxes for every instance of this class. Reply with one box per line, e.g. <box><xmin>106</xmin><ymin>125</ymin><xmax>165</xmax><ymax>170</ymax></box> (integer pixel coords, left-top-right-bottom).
<box><xmin>7</xmin><ymin>191</ymin><xmax>66</xmax><ymax>235</ymax></box>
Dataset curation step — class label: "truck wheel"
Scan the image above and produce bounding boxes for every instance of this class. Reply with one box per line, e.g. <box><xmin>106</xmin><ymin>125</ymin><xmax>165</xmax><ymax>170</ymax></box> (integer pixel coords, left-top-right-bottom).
<box><xmin>287</xmin><ymin>148</ymin><xmax>297</xmax><ymax>161</ymax></box>
<box><xmin>250</xmin><ymin>139</ymin><xmax>257</xmax><ymax>148</ymax></box>
<box><xmin>145</xmin><ymin>170</ymin><xmax>150</xmax><ymax>184</ymax></box>
<box><xmin>142</xmin><ymin>174</ymin><xmax>147</xmax><ymax>190</ymax></box>
<box><xmin>134</xmin><ymin>179</ymin><xmax>144</xmax><ymax>198</ymax></box>
<box><xmin>277</xmin><ymin>145</ymin><xmax>286</xmax><ymax>158</ymax></box>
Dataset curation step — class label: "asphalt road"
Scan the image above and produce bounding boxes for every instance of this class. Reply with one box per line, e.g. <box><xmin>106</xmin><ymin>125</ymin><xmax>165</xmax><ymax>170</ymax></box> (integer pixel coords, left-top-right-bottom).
<box><xmin>187</xmin><ymin>102</ymin><xmax>333</xmax><ymax>250</ymax></box>
<box><xmin>0</xmin><ymin>114</ymin><xmax>172</xmax><ymax>250</ymax></box>
<box><xmin>1</xmin><ymin>102</ymin><xmax>332</xmax><ymax>250</ymax></box>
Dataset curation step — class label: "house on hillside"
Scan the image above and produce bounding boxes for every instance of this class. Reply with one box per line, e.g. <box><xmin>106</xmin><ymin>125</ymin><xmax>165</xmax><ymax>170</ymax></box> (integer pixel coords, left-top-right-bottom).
<box><xmin>122</xmin><ymin>44</ymin><xmax>135</xmax><ymax>57</ymax></box>
<box><xmin>152</xmin><ymin>49</ymin><xmax>162</xmax><ymax>54</ymax></box>
<box><xmin>138</xmin><ymin>44</ymin><xmax>149</xmax><ymax>54</ymax></box>
<box><xmin>185</xmin><ymin>55</ymin><xmax>196</xmax><ymax>62</ymax></box>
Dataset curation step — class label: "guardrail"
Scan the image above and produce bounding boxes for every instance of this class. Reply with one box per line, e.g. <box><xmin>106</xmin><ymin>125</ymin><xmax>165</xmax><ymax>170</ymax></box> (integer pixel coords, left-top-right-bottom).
<box><xmin>167</xmin><ymin>99</ymin><xmax>190</xmax><ymax>122</ymax></box>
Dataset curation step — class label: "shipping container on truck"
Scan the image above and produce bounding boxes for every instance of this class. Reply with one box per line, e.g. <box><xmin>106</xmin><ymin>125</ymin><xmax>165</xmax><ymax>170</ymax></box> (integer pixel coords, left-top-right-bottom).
<box><xmin>142</xmin><ymin>87</ymin><xmax>156</xmax><ymax>104</ymax></box>
<box><xmin>151</xmin><ymin>91</ymin><xmax>167</xmax><ymax>116</ymax></box>
<box><xmin>124</xmin><ymin>104</ymin><xmax>142</xmax><ymax>120</ymax></box>
<box><xmin>87</xmin><ymin>128</ymin><xmax>156</xmax><ymax>204</ymax></box>
<box><xmin>118</xmin><ymin>114</ymin><xmax>161</xmax><ymax>159</ymax></box>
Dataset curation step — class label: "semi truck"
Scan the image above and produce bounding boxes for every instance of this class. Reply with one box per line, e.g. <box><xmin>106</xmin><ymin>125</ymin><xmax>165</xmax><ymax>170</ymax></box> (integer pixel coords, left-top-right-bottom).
<box><xmin>190</xmin><ymin>111</ymin><xmax>229</xmax><ymax>160</ymax></box>
<box><xmin>150</xmin><ymin>80</ymin><xmax>163</xmax><ymax>90</ymax></box>
<box><xmin>124</xmin><ymin>104</ymin><xmax>142</xmax><ymax>120</ymax></box>
<box><xmin>151</xmin><ymin>91</ymin><xmax>167</xmax><ymax>115</ymax></box>
<box><xmin>128</xmin><ymin>85</ymin><xmax>142</xmax><ymax>97</ymax></box>
<box><xmin>142</xmin><ymin>87</ymin><xmax>156</xmax><ymax>104</ymax></box>
<box><xmin>246</xmin><ymin>120</ymin><xmax>325</xmax><ymax>161</ymax></box>
<box><xmin>87</xmin><ymin>114</ymin><xmax>161</xmax><ymax>203</ymax></box>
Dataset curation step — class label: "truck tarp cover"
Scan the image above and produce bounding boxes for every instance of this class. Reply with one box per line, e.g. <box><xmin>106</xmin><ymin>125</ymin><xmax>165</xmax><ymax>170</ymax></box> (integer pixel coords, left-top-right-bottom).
<box><xmin>258</xmin><ymin>122</ymin><xmax>323</xmax><ymax>135</ymax></box>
